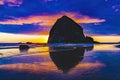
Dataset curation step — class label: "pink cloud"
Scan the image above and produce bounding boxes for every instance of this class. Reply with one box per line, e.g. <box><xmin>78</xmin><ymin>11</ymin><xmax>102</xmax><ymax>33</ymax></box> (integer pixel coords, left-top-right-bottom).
<box><xmin>42</xmin><ymin>0</ymin><xmax>57</xmax><ymax>2</ymax></box>
<box><xmin>0</xmin><ymin>12</ymin><xmax>106</xmax><ymax>26</ymax></box>
<box><xmin>0</xmin><ymin>0</ymin><xmax>4</xmax><ymax>5</ymax></box>
<box><xmin>0</xmin><ymin>0</ymin><xmax>22</xmax><ymax>6</ymax></box>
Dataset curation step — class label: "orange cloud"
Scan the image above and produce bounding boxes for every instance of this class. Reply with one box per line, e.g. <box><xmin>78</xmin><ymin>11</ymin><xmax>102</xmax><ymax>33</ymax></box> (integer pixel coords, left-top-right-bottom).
<box><xmin>0</xmin><ymin>61</ymin><xmax>105</xmax><ymax>74</ymax></box>
<box><xmin>0</xmin><ymin>0</ymin><xmax>22</xmax><ymax>6</ymax></box>
<box><xmin>0</xmin><ymin>12</ymin><xmax>106</xmax><ymax>26</ymax></box>
<box><xmin>68</xmin><ymin>61</ymin><xmax>105</xmax><ymax>74</ymax></box>
<box><xmin>0</xmin><ymin>62</ymin><xmax>57</xmax><ymax>73</ymax></box>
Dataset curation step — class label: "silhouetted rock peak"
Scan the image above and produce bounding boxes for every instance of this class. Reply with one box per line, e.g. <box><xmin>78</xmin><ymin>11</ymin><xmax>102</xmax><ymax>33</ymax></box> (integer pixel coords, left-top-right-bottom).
<box><xmin>61</xmin><ymin>15</ymin><xmax>69</xmax><ymax>18</ymax></box>
<box><xmin>48</xmin><ymin>16</ymin><xmax>94</xmax><ymax>43</ymax></box>
<box><xmin>58</xmin><ymin>15</ymin><xmax>83</xmax><ymax>29</ymax></box>
<box><xmin>61</xmin><ymin>15</ymin><xmax>72</xmax><ymax>20</ymax></box>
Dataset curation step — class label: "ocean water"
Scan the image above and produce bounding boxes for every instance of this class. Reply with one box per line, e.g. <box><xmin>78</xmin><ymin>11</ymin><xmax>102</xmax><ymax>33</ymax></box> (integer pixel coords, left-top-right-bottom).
<box><xmin>0</xmin><ymin>43</ymin><xmax>119</xmax><ymax>80</ymax></box>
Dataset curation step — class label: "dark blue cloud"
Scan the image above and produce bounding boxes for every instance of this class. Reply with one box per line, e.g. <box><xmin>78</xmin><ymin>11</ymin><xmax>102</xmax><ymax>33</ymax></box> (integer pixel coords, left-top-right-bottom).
<box><xmin>0</xmin><ymin>24</ymin><xmax>50</xmax><ymax>34</ymax></box>
<box><xmin>82</xmin><ymin>23</ymin><xmax>120</xmax><ymax>35</ymax></box>
<box><xmin>0</xmin><ymin>0</ymin><xmax>119</xmax><ymax>35</ymax></box>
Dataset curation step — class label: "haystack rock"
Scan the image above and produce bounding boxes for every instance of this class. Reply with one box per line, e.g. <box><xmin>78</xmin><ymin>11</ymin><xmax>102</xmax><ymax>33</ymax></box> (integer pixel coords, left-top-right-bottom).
<box><xmin>116</xmin><ymin>45</ymin><xmax>120</xmax><ymax>48</ymax></box>
<box><xmin>48</xmin><ymin>16</ymin><xmax>94</xmax><ymax>43</ymax></box>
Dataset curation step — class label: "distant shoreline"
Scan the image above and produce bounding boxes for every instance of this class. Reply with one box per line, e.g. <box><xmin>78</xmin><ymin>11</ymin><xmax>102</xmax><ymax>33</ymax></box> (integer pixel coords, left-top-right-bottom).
<box><xmin>0</xmin><ymin>42</ymin><xmax>119</xmax><ymax>50</ymax></box>
<box><xmin>94</xmin><ymin>42</ymin><xmax>120</xmax><ymax>44</ymax></box>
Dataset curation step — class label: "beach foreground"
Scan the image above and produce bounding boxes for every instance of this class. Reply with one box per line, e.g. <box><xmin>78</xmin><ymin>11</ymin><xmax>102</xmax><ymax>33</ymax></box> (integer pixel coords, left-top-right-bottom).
<box><xmin>0</xmin><ymin>44</ymin><xmax>119</xmax><ymax>80</ymax></box>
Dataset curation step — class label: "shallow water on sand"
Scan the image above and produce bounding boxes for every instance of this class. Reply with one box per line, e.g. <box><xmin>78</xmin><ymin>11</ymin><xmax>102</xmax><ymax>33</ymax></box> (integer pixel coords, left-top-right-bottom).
<box><xmin>0</xmin><ymin>44</ymin><xmax>119</xmax><ymax>80</ymax></box>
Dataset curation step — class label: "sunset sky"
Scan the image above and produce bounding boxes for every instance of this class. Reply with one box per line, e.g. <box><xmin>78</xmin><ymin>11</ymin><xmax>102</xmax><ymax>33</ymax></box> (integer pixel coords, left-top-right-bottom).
<box><xmin>0</xmin><ymin>0</ymin><xmax>119</xmax><ymax>43</ymax></box>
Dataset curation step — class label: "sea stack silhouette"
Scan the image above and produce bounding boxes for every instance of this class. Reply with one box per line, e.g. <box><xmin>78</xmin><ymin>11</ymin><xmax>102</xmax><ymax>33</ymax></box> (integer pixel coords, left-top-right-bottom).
<box><xmin>19</xmin><ymin>44</ymin><xmax>29</xmax><ymax>53</ymax></box>
<box><xmin>48</xmin><ymin>16</ymin><xmax>94</xmax><ymax>43</ymax></box>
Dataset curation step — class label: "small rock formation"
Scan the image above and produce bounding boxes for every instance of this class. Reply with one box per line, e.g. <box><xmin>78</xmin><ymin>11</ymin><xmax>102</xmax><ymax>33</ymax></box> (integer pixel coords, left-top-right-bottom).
<box><xmin>85</xmin><ymin>36</ymin><xmax>94</xmax><ymax>43</ymax></box>
<box><xmin>48</xmin><ymin>16</ymin><xmax>94</xmax><ymax>43</ymax></box>
<box><xmin>116</xmin><ymin>45</ymin><xmax>120</xmax><ymax>48</ymax></box>
<box><xmin>19</xmin><ymin>44</ymin><xmax>29</xmax><ymax>53</ymax></box>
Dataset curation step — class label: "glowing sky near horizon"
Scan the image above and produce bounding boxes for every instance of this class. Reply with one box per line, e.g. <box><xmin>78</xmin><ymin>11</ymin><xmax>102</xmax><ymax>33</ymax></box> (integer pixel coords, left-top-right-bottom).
<box><xmin>0</xmin><ymin>0</ymin><xmax>119</xmax><ymax>43</ymax></box>
<box><xmin>0</xmin><ymin>32</ymin><xmax>119</xmax><ymax>43</ymax></box>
